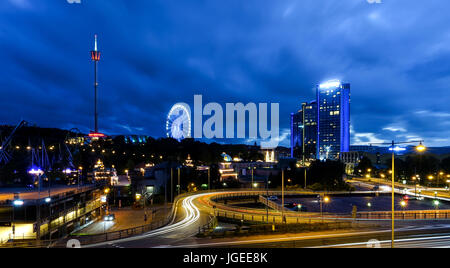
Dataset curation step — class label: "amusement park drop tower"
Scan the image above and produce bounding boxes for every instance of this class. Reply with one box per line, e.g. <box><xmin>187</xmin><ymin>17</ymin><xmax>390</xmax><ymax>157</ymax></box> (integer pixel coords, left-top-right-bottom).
<box><xmin>90</xmin><ymin>35</ymin><xmax>104</xmax><ymax>138</ymax></box>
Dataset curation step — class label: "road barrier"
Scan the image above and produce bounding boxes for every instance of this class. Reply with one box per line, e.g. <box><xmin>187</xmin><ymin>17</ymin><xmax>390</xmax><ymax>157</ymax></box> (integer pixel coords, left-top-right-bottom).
<box><xmin>357</xmin><ymin>210</ymin><xmax>450</xmax><ymax>220</ymax></box>
<box><xmin>51</xmin><ymin>206</ymin><xmax>173</xmax><ymax>247</ymax></box>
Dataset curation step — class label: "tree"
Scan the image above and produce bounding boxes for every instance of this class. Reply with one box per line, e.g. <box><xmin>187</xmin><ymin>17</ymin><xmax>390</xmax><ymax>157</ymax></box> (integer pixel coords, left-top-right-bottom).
<box><xmin>356</xmin><ymin>157</ymin><xmax>373</xmax><ymax>174</ymax></box>
<box><xmin>404</xmin><ymin>154</ymin><xmax>439</xmax><ymax>180</ymax></box>
<box><xmin>307</xmin><ymin>160</ymin><xmax>347</xmax><ymax>191</ymax></box>
<box><xmin>441</xmin><ymin>157</ymin><xmax>450</xmax><ymax>174</ymax></box>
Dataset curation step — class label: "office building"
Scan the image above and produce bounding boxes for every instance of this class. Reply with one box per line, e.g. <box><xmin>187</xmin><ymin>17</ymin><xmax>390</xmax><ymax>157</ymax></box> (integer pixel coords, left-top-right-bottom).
<box><xmin>316</xmin><ymin>80</ymin><xmax>350</xmax><ymax>160</ymax></box>
<box><xmin>290</xmin><ymin>101</ymin><xmax>318</xmax><ymax>160</ymax></box>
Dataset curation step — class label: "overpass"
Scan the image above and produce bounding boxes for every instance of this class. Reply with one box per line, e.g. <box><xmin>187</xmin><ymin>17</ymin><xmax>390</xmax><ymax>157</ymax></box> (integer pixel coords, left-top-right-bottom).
<box><xmin>0</xmin><ymin>184</ymin><xmax>106</xmax><ymax>245</ymax></box>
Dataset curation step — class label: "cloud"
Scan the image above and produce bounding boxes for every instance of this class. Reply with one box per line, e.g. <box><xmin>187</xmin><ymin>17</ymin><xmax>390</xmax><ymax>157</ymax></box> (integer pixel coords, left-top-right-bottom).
<box><xmin>383</xmin><ymin>127</ymin><xmax>407</xmax><ymax>133</ymax></box>
<box><xmin>415</xmin><ymin>110</ymin><xmax>450</xmax><ymax>118</ymax></box>
<box><xmin>0</xmin><ymin>0</ymin><xmax>449</xmax><ymax>147</ymax></box>
<box><xmin>352</xmin><ymin>133</ymin><xmax>386</xmax><ymax>145</ymax></box>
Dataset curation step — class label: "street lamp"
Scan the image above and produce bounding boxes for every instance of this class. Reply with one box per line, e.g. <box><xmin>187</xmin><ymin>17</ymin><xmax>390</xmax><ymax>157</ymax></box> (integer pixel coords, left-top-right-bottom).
<box><xmin>319</xmin><ymin>195</ymin><xmax>330</xmax><ymax>222</ymax></box>
<box><xmin>370</xmin><ymin>140</ymin><xmax>426</xmax><ymax>248</ymax></box>
<box><xmin>28</xmin><ymin>168</ymin><xmax>44</xmax><ymax>241</ymax></box>
<box><xmin>434</xmin><ymin>200</ymin><xmax>440</xmax><ymax>209</ymax></box>
<box><xmin>400</xmin><ymin>200</ymin><xmax>407</xmax><ymax>209</ymax></box>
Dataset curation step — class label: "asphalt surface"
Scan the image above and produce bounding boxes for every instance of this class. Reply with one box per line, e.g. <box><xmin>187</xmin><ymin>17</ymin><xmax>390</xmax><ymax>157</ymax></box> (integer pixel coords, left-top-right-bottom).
<box><xmin>74</xmin><ymin>207</ymin><xmax>170</xmax><ymax>235</ymax></box>
<box><xmin>87</xmin><ymin>193</ymin><xmax>214</xmax><ymax>248</ymax></box>
<box><xmin>79</xmin><ymin>189</ymin><xmax>450</xmax><ymax>248</ymax></box>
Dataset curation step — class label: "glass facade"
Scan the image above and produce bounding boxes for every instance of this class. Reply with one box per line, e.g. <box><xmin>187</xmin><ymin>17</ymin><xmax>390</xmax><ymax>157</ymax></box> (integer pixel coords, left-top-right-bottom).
<box><xmin>316</xmin><ymin>81</ymin><xmax>350</xmax><ymax>160</ymax></box>
<box><xmin>290</xmin><ymin>101</ymin><xmax>317</xmax><ymax>159</ymax></box>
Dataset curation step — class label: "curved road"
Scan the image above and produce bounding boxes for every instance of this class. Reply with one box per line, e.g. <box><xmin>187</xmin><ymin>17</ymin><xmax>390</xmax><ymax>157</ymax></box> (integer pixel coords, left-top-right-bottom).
<box><xmin>87</xmin><ymin>193</ymin><xmax>214</xmax><ymax>248</ymax></box>
<box><xmin>84</xmin><ymin>191</ymin><xmax>450</xmax><ymax>248</ymax></box>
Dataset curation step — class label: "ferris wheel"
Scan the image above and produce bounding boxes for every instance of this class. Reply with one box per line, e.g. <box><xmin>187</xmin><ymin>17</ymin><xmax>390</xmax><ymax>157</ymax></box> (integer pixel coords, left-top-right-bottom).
<box><xmin>166</xmin><ymin>103</ymin><xmax>191</xmax><ymax>141</ymax></box>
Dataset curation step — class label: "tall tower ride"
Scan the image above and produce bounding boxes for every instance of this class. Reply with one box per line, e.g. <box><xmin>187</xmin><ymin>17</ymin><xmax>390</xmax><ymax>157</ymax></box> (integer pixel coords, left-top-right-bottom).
<box><xmin>90</xmin><ymin>35</ymin><xmax>105</xmax><ymax>138</ymax></box>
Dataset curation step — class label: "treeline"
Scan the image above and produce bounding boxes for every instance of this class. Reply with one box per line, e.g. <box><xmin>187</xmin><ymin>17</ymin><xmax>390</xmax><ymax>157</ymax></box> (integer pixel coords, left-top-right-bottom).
<box><xmin>356</xmin><ymin>155</ymin><xmax>450</xmax><ymax>186</ymax></box>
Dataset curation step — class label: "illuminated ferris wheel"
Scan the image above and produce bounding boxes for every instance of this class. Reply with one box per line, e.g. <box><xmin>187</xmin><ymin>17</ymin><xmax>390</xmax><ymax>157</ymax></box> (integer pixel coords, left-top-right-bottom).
<box><xmin>166</xmin><ymin>103</ymin><xmax>191</xmax><ymax>141</ymax></box>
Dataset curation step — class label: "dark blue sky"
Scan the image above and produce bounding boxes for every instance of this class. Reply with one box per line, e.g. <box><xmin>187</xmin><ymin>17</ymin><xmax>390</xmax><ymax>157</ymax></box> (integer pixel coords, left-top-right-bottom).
<box><xmin>1</xmin><ymin>0</ymin><xmax>450</xmax><ymax>147</ymax></box>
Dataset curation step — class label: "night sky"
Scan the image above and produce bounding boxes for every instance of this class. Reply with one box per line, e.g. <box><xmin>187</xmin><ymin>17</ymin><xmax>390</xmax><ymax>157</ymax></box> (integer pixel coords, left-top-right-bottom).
<box><xmin>1</xmin><ymin>0</ymin><xmax>450</xmax><ymax>147</ymax></box>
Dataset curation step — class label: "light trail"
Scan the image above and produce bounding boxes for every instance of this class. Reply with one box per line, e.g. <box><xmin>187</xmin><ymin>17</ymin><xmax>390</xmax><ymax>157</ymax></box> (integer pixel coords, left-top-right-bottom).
<box><xmin>313</xmin><ymin>234</ymin><xmax>450</xmax><ymax>248</ymax></box>
<box><xmin>168</xmin><ymin>225</ymin><xmax>449</xmax><ymax>248</ymax></box>
<box><xmin>84</xmin><ymin>189</ymin><xmax>450</xmax><ymax>248</ymax></box>
<box><xmin>85</xmin><ymin>193</ymin><xmax>208</xmax><ymax>248</ymax></box>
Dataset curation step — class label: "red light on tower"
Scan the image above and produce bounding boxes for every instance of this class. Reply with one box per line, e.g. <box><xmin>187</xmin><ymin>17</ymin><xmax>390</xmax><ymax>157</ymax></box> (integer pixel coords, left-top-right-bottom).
<box><xmin>88</xmin><ymin>132</ymin><xmax>106</xmax><ymax>138</ymax></box>
<box><xmin>91</xmin><ymin>51</ymin><xmax>101</xmax><ymax>61</ymax></box>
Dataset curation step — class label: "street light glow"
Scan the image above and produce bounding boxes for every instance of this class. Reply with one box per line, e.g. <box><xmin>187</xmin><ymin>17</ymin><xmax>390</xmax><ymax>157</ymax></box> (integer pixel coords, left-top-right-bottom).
<box><xmin>400</xmin><ymin>200</ymin><xmax>407</xmax><ymax>207</ymax></box>
<box><xmin>13</xmin><ymin>200</ymin><xmax>24</xmax><ymax>206</ymax></box>
<box><xmin>416</xmin><ymin>143</ymin><xmax>426</xmax><ymax>152</ymax></box>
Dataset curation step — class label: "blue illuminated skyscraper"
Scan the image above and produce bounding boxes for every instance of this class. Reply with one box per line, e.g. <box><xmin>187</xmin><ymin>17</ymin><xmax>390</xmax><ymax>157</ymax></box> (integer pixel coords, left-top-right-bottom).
<box><xmin>316</xmin><ymin>80</ymin><xmax>350</xmax><ymax>160</ymax></box>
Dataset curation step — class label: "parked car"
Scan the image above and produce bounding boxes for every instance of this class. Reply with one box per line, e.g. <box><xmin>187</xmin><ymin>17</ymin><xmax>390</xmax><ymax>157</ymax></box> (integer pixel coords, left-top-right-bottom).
<box><xmin>268</xmin><ymin>196</ymin><xmax>278</xmax><ymax>201</ymax></box>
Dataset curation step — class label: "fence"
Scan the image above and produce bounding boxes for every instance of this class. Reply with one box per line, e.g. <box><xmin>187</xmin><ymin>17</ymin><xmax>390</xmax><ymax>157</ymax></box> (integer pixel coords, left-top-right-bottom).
<box><xmin>357</xmin><ymin>210</ymin><xmax>450</xmax><ymax>220</ymax></box>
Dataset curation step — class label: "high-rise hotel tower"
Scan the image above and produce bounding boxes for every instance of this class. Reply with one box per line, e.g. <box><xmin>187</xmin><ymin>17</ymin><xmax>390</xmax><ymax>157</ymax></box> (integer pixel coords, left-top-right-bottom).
<box><xmin>316</xmin><ymin>80</ymin><xmax>350</xmax><ymax>160</ymax></box>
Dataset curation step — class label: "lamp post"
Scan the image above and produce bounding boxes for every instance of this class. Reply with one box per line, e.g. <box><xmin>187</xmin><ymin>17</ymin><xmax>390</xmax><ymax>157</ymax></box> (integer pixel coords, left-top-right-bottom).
<box><xmin>208</xmin><ymin>166</ymin><xmax>211</xmax><ymax>191</ymax></box>
<box><xmin>266</xmin><ymin>175</ymin><xmax>269</xmax><ymax>223</ymax></box>
<box><xmin>319</xmin><ymin>195</ymin><xmax>330</xmax><ymax>222</ymax></box>
<box><xmin>370</xmin><ymin>140</ymin><xmax>426</xmax><ymax>248</ymax></box>
<box><xmin>281</xmin><ymin>169</ymin><xmax>284</xmax><ymax>223</ymax></box>
<box><xmin>178</xmin><ymin>167</ymin><xmax>181</xmax><ymax>195</ymax></box>
<box><xmin>29</xmin><ymin>168</ymin><xmax>44</xmax><ymax>241</ymax></box>
<box><xmin>434</xmin><ymin>200</ymin><xmax>440</xmax><ymax>210</ymax></box>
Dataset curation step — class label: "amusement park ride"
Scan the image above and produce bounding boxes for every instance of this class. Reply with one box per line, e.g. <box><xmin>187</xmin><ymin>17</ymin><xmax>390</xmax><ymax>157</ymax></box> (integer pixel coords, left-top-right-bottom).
<box><xmin>0</xmin><ymin>120</ymin><xmax>27</xmax><ymax>165</ymax></box>
<box><xmin>0</xmin><ymin>36</ymin><xmax>111</xmax><ymax>185</ymax></box>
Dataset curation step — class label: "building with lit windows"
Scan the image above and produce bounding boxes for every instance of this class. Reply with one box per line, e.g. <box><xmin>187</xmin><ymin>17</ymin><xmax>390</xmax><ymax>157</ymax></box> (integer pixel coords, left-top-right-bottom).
<box><xmin>290</xmin><ymin>101</ymin><xmax>318</xmax><ymax>160</ymax></box>
<box><xmin>316</xmin><ymin>80</ymin><xmax>350</xmax><ymax>160</ymax></box>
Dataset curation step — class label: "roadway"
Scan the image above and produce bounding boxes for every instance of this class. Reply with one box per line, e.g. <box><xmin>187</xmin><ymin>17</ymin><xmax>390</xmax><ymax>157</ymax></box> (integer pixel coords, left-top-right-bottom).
<box><xmin>85</xmin><ymin>193</ymin><xmax>214</xmax><ymax>248</ymax></box>
<box><xmin>73</xmin><ymin>206</ymin><xmax>170</xmax><ymax>235</ymax></box>
<box><xmin>78</xmin><ymin>190</ymin><xmax>450</xmax><ymax>248</ymax></box>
